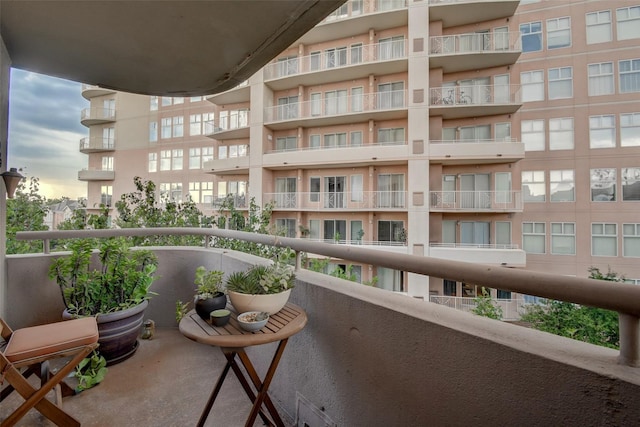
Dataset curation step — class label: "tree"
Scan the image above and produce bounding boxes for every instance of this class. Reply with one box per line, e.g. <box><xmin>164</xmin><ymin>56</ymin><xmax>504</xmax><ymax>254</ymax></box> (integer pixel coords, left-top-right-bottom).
<box><xmin>472</xmin><ymin>287</ymin><xmax>503</xmax><ymax>320</ymax></box>
<box><xmin>6</xmin><ymin>175</ymin><xmax>49</xmax><ymax>254</ymax></box>
<box><xmin>520</xmin><ymin>267</ymin><xmax>622</xmax><ymax>349</ymax></box>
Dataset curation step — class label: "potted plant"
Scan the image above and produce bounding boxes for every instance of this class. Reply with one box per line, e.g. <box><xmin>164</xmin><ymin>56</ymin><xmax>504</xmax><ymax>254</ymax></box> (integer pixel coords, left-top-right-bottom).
<box><xmin>49</xmin><ymin>237</ymin><xmax>158</xmax><ymax>365</ymax></box>
<box><xmin>226</xmin><ymin>261</ymin><xmax>295</xmax><ymax>315</ymax></box>
<box><xmin>193</xmin><ymin>266</ymin><xmax>227</xmax><ymax>320</ymax></box>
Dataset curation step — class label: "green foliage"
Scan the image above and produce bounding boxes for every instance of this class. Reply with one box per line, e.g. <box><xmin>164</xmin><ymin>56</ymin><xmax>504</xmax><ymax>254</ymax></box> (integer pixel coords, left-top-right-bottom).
<box><xmin>471</xmin><ymin>287</ymin><xmax>503</xmax><ymax>320</ymax></box>
<box><xmin>520</xmin><ymin>267</ymin><xmax>622</xmax><ymax>349</ymax></box>
<box><xmin>6</xmin><ymin>174</ymin><xmax>49</xmax><ymax>254</ymax></box>
<box><xmin>175</xmin><ymin>300</ymin><xmax>190</xmax><ymax>323</ymax></box>
<box><xmin>75</xmin><ymin>351</ymin><xmax>108</xmax><ymax>392</ymax></box>
<box><xmin>48</xmin><ymin>237</ymin><xmax>158</xmax><ymax>316</ymax></box>
<box><xmin>225</xmin><ymin>270</ymin><xmax>262</xmax><ymax>294</ymax></box>
<box><xmin>226</xmin><ymin>260</ymin><xmax>295</xmax><ymax>295</ymax></box>
<box><xmin>194</xmin><ymin>266</ymin><xmax>224</xmax><ymax>299</ymax></box>
<box><xmin>307</xmin><ymin>257</ymin><xmax>377</xmax><ymax>285</ymax></box>
<box><xmin>115</xmin><ymin>177</ymin><xmax>214</xmax><ymax>246</ymax></box>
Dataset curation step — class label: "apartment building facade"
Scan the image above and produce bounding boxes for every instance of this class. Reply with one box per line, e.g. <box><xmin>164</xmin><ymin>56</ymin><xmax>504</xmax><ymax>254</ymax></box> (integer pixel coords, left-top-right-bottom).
<box><xmin>79</xmin><ymin>0</ymin><xmax>640</xmax><ymax>301</ymax></box>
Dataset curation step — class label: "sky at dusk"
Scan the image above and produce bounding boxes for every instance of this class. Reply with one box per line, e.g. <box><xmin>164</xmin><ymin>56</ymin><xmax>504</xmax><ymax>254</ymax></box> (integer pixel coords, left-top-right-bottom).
<box><xmin>8</xmin><ymin>69</ymin><xmax>88</xmax><ymax>200</ymax></box>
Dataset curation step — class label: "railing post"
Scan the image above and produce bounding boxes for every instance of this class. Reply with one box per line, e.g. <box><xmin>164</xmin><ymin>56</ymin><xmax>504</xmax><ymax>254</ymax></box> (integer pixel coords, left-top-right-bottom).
<box><xmin>618</xmin><ymin>313</ymin><xmax>640</xmax><ymax>367</ymax></box>
<box><xmin>295</xmin><ymin>250</ymin><xmax>302</xmax><ymax>272</ymax></box>
<box><xmin>43</xmin><ymin>239</ymin><xmax>50</xmax><ymax>254</ymax></box>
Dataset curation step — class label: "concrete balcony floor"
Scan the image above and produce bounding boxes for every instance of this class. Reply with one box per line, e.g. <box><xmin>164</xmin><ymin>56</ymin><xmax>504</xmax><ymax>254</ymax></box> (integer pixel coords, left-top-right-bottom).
<box><xmin>2</xmin><ymin>328</ymin><xmax>282</xmax><ymax>426</ymax></box>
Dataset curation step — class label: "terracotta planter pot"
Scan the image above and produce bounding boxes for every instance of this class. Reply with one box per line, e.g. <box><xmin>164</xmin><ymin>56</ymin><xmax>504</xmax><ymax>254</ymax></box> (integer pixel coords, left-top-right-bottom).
<box><xmin>228</xmin><ymin>289</ymin><xmax>291</xmax><ymax>315</ymax></box>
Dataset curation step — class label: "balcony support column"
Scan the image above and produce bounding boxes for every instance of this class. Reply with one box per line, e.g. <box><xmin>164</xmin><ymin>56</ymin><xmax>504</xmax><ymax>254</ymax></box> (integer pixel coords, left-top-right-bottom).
<box><xmin>618</xmin><ymin>313</ymin><xmax>640</xmax><ymax>367</ymax></box>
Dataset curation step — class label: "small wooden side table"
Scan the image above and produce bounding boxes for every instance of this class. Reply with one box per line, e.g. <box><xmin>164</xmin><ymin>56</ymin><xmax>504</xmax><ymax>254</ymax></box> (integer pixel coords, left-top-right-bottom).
<box><xmin>179</xmin><ymin>303</ymin><xmax>307</xmax><ymax>427</ymax></box>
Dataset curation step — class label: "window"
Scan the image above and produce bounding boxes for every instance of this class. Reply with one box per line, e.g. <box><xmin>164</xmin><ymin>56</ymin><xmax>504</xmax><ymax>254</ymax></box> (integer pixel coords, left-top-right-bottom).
<box><xmin>188</xmin><ymin>182</ymin><xmax>200</xmax><ymax>203</ymax></box>
<box><xmin>590</xmin><ymin>115</ymin><xmax>616</xmax><ymax>148</ymax></box>
<box><xmin>190</xmin><ymin>114</ymin><xmax>202</xmax><ymax>136</ymax></box>
<box><xmin>310</xmin><ymin>177</ymin><xmax>320</xmax><ymax>202</ymax></box>
<box><xmin>150</xmin><ymin>96</ymin><xmax>158</xmax><ymax>111</ymax></box>
<box><xmin>550</xmin><ymin>169</ymin><xmax>575</xmax><ymax>202</ymax></box>
<box><xmin>351</xmin><ymin>175</ymin><xmax>363</xmax><ymax>202</ymax></box>
<box><xmin>161</xmin><ymin>182</ymin><xmax>182</xmax><ymax>202</ymax></box>
<box><xmin>623</xmin><ymin>224</ymin><xmax>640</xmax><ymax>257</ymax></box>
<box><xmin>586</xmin><ymin>10</ymin><xmax>612</xmax><ymax>44</ymax></box>
<box><xmin>378</xmin><ymin>36</ymin><xmax>404</xmax><ymax>60</ymax></box>
<box><xmin>218</xmin><ymin>145</ymin><xmax>227</xmax><ymax>159</ymax></box>
<box><xmin>622</xmin><ymin>167</ymin><xmax>640</xmax><ymax>201</ymax></box>
<box><xmin>351</xmin><ymin>87</ymin><xmax>363</xmax><ymax>112</ymax></box>
<box><xmin>443</xmin><ymin>279</ymin><xmax>457</xmax><ymax>296</ymax></box>
<box><xmin>275</xmin><ymin>177</ymin><xmax>297</xmax><ymax>208</ymax></box>
<box><xmin>378</xmin><ymin>127</ymin><xmax>405</xmax><ymax>145</ymax></box>
<box><xmin>309</xmin><ymin>134</ymin><xmax>321</xmax><ymax>149</ymax></box>
<box><xmin>350</xmin><ymin>131</ymin><xmax>363</xmax><ymax>147</ymax></box>
<box><xmin>325</xmin><ymin>47</ymin><xmax>347</xmax><ymax>68</ymax></box>
<box><xmin>588</xmin><ymin>62</ymin><xmax>614</xmax><ymax>96</ymax></box>
<box><xmin>189</xmin><ymin>148</ymin><xmax>201</xmax><ymax>169</ymax></box>
<box><xmin>495</xmin><ymin>172</ymin><xmax>512</xmax><ymax>204</ymax></box>
<box><xmin>378</xmin><ymin>220</ymin><xmax>404</xmax><ymax>243</ymax></box>
<box><xmin>161</xmin><ymin>118</ymin><xmax>172</xmax><ymax>139</ymax></box>
<box><xmin>351</xmin><ymin>43</ymin><xmax>363</xmax><ymax>64</ymax></box>
<box><xmin>551</xmin><ymin>222</ymin><xmax>576</xmax><ymax>255</ymax></box>
<box><xmin>172</xmin><ymin>116</ymin><xmax>183</xmax><ymax>137</ymax></box>
<box><xmin>520</xmin><ymin>21</ymin><xmax>542</xmax><ymax>52</ymax></box>
<box><xmin>201</xmin><ymin>182</ymin><xmax>213</xmax><ymax>204</ymax></box>
<box><xmin>521</xmin><ymin>70</ymin><xmax>544</xmax><ymax>102</ymax></box>
<box><xmin>351</xmin><ymin>220</ymin><xmax>364</xmax><ymax>242</ymax></box>
<box><xmin>377</xmin><ymin>81</ymin><xmax>405</xmax><ymax>109</ymax></box>
<box><xmin>621</xmin><ymin>113</ymin><xmax>640</xmax><ymax>146</ymax></box>
<box><xmin>190</xmin><ymin>96</ymin><xmax>204</xmax><ymax>102</ymax></box>
<box><xmin>325</xmin><ymin>89</ymin><xmax>348</xmax><ymax>115</ymax></box>
<box><xmin>495</xmin><ymin>122</ymin><xmax>511</xmax><ymax>141</ymax></box>
<box><xmin>592</xmin><ymin>223</ymin><xmax>617</xmax><ymax>256</ymax></box>
<box><xmin>377</xmin><ymin>267</ymin><xmax>403</xmax><ymax>292</ymax></box>
<box><xmin>172</xmin><ymin>149</ymin><xmax>183</xmax><ymax>170</ymax></box>
<box><xmin>277</xmin><ymin>56</ymin><xmax>298</xmax><ymax>77</ymax></box>
<box><xmin>617</xmin><ymin>6</ymin><xmax>640</xmax><ymax>40</ymax></box>
<box><xmin>149</xmin><ymin>121</ymin><xmax>158</xmax><ymax>142</ymax></box>
<box><xmin>148</xmin><ymin>153</ymin><xmax>157</xmax><ymax>173</ymax></box>
<box><xmin>160</xmin><ymin>150</ymin><xmax>171</xmax><ymax>171</ymax></box>
<box><xmin>495</xmin><ymin>221</ymin><xmax>512</xmax><ymax>246</ymax></box>
<box><xmin>591</xmin><ymin>168</ymin><xmax>616</xmax><ymax>201</ymax></box>
<box><xmin>497</xmin><ymin>290</ymin><xmax>512</xmax><ymax>300</ymax></box>
<box><xmin>310</xmin><ymin>51</ymin><xmax>321</xmax><ymax>71</ymax></box>
<box><xmin>100</xmin><ymin>185</ymin><xmax>112</xmax><ymax>206</ymax></box>
<box><xmin>459</xmin><ymin>125</ymin><xmax>490</xmax><ymax>141</ymax></box>
<box><xmin>277</xmin><ymin>96</ymin><xmax>298</xmax><ymax>120</ymax></box>
<box><xmin>324</xmin><ymin>219</ymin><xmax>346</xmax><ymax>241</ymax></box>
<box><xmin>548</xmin><ymin>67</ymin><xmax>573</xmax><ymax>99</ymax></box>
<box><xmin>161</xmin><ymin>97</ymin><xmax>172</xmax><ymax>106</ymax></box>
<box><xmin>521</xmin><ymin>119</ymin><xmax>545</xmax><ymax>151</ymax></box>
<box><xmin>101</xmin><ymin>156</ymin><xmax>113</xmax><ymax>171</ymax></box>
<box><xmin>522</xmin><ymin>171</ymin><xmax>545</xmax><ymax>202</ymax></box>
<box><xmin>549</xmin><ymin>118</ymin><xmax>574</xmax><ymax>150</ymax></box>
<box><xmin>377</xmin><ymin>174</ymin><xmax>405</xmax><ymax>208</ymax></box>
<box><xmin>275</xmin><ymin>219</ymin><xmax>296</xmax><ymax>238</ymax></box>
<box><xmin>202</xmin><ymin>147</ymin><xmax>214</xmax><ymax>164</ymax></box>
<box><xmin>547</xmin><ymin>17</ymin><xmax>571</xmax><ymax>49</ymax></box>
<box><xmin>523</xmin><ymin>222</ymin><xmax>545</xmax><ymax>254</ymax></box>
<box><xmin>323</xmin><ymin>133</ymin><xmax>347</xmax><ymax>148</ymax></box>
<box><xmin>620</xmin><ymin>59</ymin><xmax>640</xmax><ymax>93</ymax></box>
<box><xmin>276</xmin><ymin>136</ymin><xmax>297</xmax><ymax>151</ymax></box>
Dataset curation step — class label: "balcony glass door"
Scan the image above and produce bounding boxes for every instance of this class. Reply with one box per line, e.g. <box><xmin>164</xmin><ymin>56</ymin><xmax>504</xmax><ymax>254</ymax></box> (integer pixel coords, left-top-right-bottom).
<box><xmin>459</xmin><ymin>77</ymin><xmax>490</xmax><ymax>104</ymax></box>
<box><xmin>460</xmin><ymin>221</ymin><xmax>490</xmax><ymax>246</ymax></box>
<box><xmin>460</xmin><ymin>173</ymin><xmax>490</xmax><ymax>209</ymax></box>
<box><xmin>378</xmin><ymin>174</ymin><xmax>405</xmax><ymax>208</ymax></box>
<box><xmin>377</xmin><ymin>82</ymin><xmax>404</xmax><ymax>109</ymax></box>
<box><xmin>324</xmin><ymin>176</ymin><xmax>345</xmax><ymax>208</ymax></box>
<box><xmin>275</xmin><ymin>177</ymin><xmax>296</xmax><ymax>208</ymax></box>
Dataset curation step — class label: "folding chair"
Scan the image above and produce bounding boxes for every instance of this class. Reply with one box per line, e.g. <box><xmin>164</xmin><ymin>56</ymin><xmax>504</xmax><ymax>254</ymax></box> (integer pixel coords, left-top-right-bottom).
<box><xmin>1</xmin><ymin>316</ymin><xmax>99</xmax><ymax>427</ymax></box>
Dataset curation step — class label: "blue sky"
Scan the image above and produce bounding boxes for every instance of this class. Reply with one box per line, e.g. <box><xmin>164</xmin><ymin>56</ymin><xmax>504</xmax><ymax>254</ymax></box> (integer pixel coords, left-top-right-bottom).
<box><xmin>8</xmin><ymin>69</ymin><xmax>88</xmax><ymax>199</ymax></box>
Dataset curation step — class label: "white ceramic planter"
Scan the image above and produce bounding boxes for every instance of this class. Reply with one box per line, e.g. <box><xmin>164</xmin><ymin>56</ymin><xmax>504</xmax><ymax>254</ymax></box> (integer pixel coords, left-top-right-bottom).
<box><xmin>228</xmin><ymin>289</ymin><xmax>291</xmax><ymax>315</ymax></box>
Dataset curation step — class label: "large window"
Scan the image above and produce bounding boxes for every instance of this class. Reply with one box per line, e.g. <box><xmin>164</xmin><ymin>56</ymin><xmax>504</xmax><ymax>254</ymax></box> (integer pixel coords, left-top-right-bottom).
<box><xmin>161</xmin><ymin>118</ymin><xmax>172</xmax><ymax>139</ymax></box>
<box><xmin>550</xmin><ymin>169</ymin><xmax>575</xmax><ymax>202</ymax></box>
<box><xmin>522</xmin><ymin>171</ymin><xmax>546</xmax><ymax>202</ymax></box>
<box><xmin>520</xmin><ymin>21</ymin><xmax>542</xmax><ymax>52</ymax></box>
<box><xmin>586</xmin><ymin>10</ymin><xmax>612</xmax><ymax>44</ymax></box>
<box><xmin>592</xmin><ymin>223</ymin><xmax>617</xmax><ymax>256</ymax></box>
<box><xmin>148</xmin><ymin>153</ymin><xmax>157</xmax><ymax>173</ymax></box>
<box><xmin>323</xmin><ymin>133</ymin><xmax>347</xmax><ymax>148</ymax></box>
<box><xmin>523</xmin><ymin>222</ymin><xmax>545</xmax><ymax>254</ymax></box>
<box><xmin>549</xmin><ymin>117</ymin><xmax>574</xmax><ymax>150</ymax></box>
<box><xmin>590</xmin><ymin>115</ymin><xmax>616</xmax><ymax>148</ymax></box>
<box><xmin>622</xmin><ymin>167</ymin><xmax>640</xmax><ymax>201</ymax></box>
<box><xmin>276</xmin><ymin>136</ymin><xmax>297</xmax><ymax>151</ymax></box>
<box><xmin>189</xmin><ymin>148</ymin><xmax>201</xmax><ymax>169</ymax></box>
<box><xmin>619</xmin><ymin>59</ymin><xmax>640</xmax><ymax>93</ymax></box>
<box><xmin>277</xmin><ymin>56</ymin><xmax>298</xmax><ymax>77</ymax></box>
<box><xmin>547</xmin><ymin>17</ymin><xmax>571</xmax><ymax>49</ymax></box>
<box><xmin>190</xmin><ymin>114</ymin><xmax>203</xmax><ymax>136</ymax></box>
<box><xmin>548</xmin><ymin>67</ymin><xmax>572</xmax><ymax>99</ymax></box>
<box><xmin>378</xmin><ymin>128</ymin><xmax>405</xmax><ymax>145</ymax></box>
<box><xmin>324</xmin><ymin>219</ymin><xmax>346</xmax><ymax>241</ymax></box>
<box><xmin>325</xmin><ymin>47</ymin><xmax>347</xmax><ymax>68</ymax></box>
<box><xmin>617</xmin><ymin>6</ymin><xmax>640</xmax><ymax>40</ymax></box>
<box><xmin>495</xmin><ymin>222</ymin><xmax>512</xmax><ymax>246</ymax></box>
<box><xmin>160</xmin><ymin>150</ymin><xmax>171</xmax><ymax>171</ymax></box>
<box><xmin>309</xmin><ymin>134</ymin><xmax>321</xmax><ymax>149</ymax></box>
<box><xmin>495</xmin><ymin>122</ymin><xmax>511</xmax><ymax>141</ymax></box>
<box><xmin>377</xmin><ymin>174</ymin><xmax>405</xmax><ymax>208</ymax></box>
<box><xmin>275</xmin><ymin>177</ymin><xmax>297</xmax><ymax>208</ymax></box>
<box><xmin>275</xmin><ymin>219</ymin><xmax>297</xmax><ymax>238</ymax></box>
<box><xmin>621</xmin><ymin>113</ymin><xmax>640</xmax><ymax>146</ymax></box>
<box><xmin>378</xmin><ymin>220</ymin><xmax>404</xmax><ymax>243</ymax></box>
<box><xmin>149</xmin><ymin>121</ymin><xmax>158</xmax><ymax>142</ymax></box>
<box><xmin>277</xmin><ymin>96</ymin><xmax>299</xmax><ymax>120</ymax></box>
<box><xmin>623</xmin><ymin>224</ymin><xmax>640</xmax><ymax>257</ymax></box>
<box><xmin>310</xmin><ymin>177</ymin><xmax>320</xmax><ymax>202</ymax></box>
<box><xmin>378</xmin><ymin>36</ymin><xmax>405</xmax><ymax>60</ymax></box>
<box><xmin>521</xmin><ymin>119</ymin><xmax>545</xmax><ymax>151</ymax></box>
<box><xmin>591</xmin><ymin>168</ymin><xmax>616</xmax><ymax>201</ymax></box>
<box><xmin>171</xmin><ymin>149</ymin><xmax>183</xmax><ymax>170</ymax></box>
<box><xmin>377</xmin><ymin>81</ymin><xmax>405</xmax><ymax>109</ymax></box>
<box><xmin>521</xmin><ymin>70</ymin><xmax>544</xmax><ymax>102</ymax></box>
<box><xmin>350</xmin><ymin>131</ymin><xmax>363</xmax><ymax>147</ymax></box>
<box><xmin>150</xmin><ymin>96</ymin><xmax>158</xmax><ymax>111</ymax></box>
<box><xmin>100</xmin><ymin>185</ymin><xmax>112</xmax><ymax>206</ymax></box>
<box><xmin>172</xmin><ymin>116</ymin><xmax>183</xmax><ymax>137</ymax></box>
<box><xmin>551</xmin><ymin>222</ymin><xmax>576</xmax><ymax>255</ymax></box>
<box><xmin>325</xmin><ymin>90</ymin><xmax>348</xmax><ymax>115</ymax></box>
<box><xmin>588</xmin><ymin>62</ymin><xmax>614</xmax><ymax>96</ymax></box>
<box><xmin>351</xmin><ymin>175</ymin><xmax>363</xmax><ymax>202</ymax></box>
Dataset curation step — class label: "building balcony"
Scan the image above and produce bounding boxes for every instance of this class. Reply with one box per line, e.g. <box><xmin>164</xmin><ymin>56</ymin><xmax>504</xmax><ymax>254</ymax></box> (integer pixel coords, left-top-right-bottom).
<box><xmin>77</xmin><ymin>168</ymin><xmax>115</xmax><ymax>181</ymax></box>
<box><xmin>429</xmin><ymin>0</ymin><xmax>519</xmax><ymax>28</ymax></box>
<box><xmin>203</xmin><ymin>156</ymin><xmax>250</xmax><ymax>175</ymax></box>
<box><xmin>264</xmin><ymin>89</ymin><xmax>407</xmax><ymax>130</ymax></box>
<box><xmin>264</xmin><ymin>191</ymin><xmax>407</xmax><ymax>211</ymax></box>
<box><xmin>429</xmin><ymin>190</ymin><xmax>523</xmax><ymax>212</ymax></box>
<box><xmin>81</xmin><ymin>84</ymin><xmax>116</xmax><ymax>100</ymax></box>
<box><xmin>303</xmin><ymin>237</ymin><xmax>408</xmax><ymax>255</ymax></box>
<box><xmin>211</xmin><ymin>194</ymin><xmax>248</xmax><ymax>210</ymax></box>
<box><xmin>430</xmin><ymin>296</ymin><xmax>524</xmax><ymax>321</ymax></box>
<box><xmin>299</xmin><ymin>0</ymin><xmax>408</xmax><ymax>45</ymax></box>
<box><xmin>206</xmin><ymin>80</ymin><xmax>250</xmax><ymax>105</ymax></box>
<box><xmin>5</xmin><ymin>228</ymin><xmax>640</xmax><ymax>426</ymax></box>
<box><xmin>429</xmin><ymin>31</ymin><xmax>521</xmax><ymax>73</ymax></box>
<box><xmin>80</xmin><ymin>107</ymin><xmax>116</xmax><ymax>126</ymax></box>
<box><xmin>429</xmin><ymin>242</ymin><xmax>526</xmax><ymax>267</ymax></box>
<box><xmin>429</xmin><ymin>85</ymin><xmax>521</xmax><ymax>119</ymax></box>
<box><xmin>204</xmin><ymin>114</ymin><xmax>250</xmax><ymax>140</ymax></box>
<box><xmin>264</xmin><ymin>40</ymin><xmax>408</xmax><ymax>90</ymax></box>
<box><xmin>429</xmin><ymin>138</ymin><xmax>524</xmax><ymax>165</ymax></box>
<box><xmin>263</xmin><ymin>141</ymin><xmax>408</xmax><ymax>169</ymax></box>
<box><xmin>79</xmin><ymin>137</ymin><xmax>115</xmax><ymax>153</ymax></box>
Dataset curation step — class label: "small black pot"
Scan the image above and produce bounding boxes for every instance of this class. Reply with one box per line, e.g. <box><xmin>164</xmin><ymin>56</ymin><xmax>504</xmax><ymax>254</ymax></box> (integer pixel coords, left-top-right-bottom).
<box><xmin>195</xmin><ymin>292</ymin><xmax>227</xmax><ymax>320</ymax></box>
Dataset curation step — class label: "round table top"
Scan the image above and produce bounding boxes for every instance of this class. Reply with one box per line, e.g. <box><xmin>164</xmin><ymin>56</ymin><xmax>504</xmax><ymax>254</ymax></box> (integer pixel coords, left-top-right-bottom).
<box><xmin>179</xmin><ymin>302</ymin><xmax>307</xmax><ymax>348</ymax></box>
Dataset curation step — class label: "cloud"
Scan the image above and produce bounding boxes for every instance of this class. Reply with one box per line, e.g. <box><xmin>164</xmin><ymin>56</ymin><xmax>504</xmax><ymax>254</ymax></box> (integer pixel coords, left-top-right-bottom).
<box><xmin>7</xmin><ymin>69</ymin><xmax>88</xmax><ymax>199</ymax></box>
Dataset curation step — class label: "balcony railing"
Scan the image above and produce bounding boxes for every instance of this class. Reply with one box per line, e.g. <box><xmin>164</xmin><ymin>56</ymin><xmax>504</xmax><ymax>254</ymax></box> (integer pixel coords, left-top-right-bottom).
<box><xmin>204</xmin><ymin>111</ymin><xmax>249</xmax><ymax>135</ymax></box>
<box><xmin>211</xmin><ymin>194</ymin><xmax>248</xmax><ymax>209</ymax></box>
<box><xmin>264</xmin><ymin>191</ymin><xmax>407</xmax><ymax>210</ymax></box>
<box><xmin>265</xmin><ymin>89</ymin><xmax>407</xmax><ymax>123</ymax></box>
<box><xmin>430</xmin><ymin>242</ymin><xmax>519</xmax><ymax>250</ymax></box>
<box><xmin>80</xmin><ymin>107</ymin><xmax>116</xmax><ymax>122</ymax></box>
<box><xmin>264</xmin><ymin>40</ymin><xmax>407</xmax><ymax>80</ymax></box>
<box><xmin>431</xmin><ymin>138</ymin><xmax>517</xmax><ymax>145</ymax></box>
<box><xmin>302</xmin><ymin>237</ymin><xmax>407</xmax><ymax>247</ymax></box>
<box><xmin>430</xmin><ymin>31</ymin><xmax>521</xmax><ymax>55</ymax></box>
<box><xmin>266</xmin><ymin>140</ymin><xmax>407</xmax><ymax>154</ymax></box>
<box><xmin>320</xmin><ymin>0</ymin><xmax>407</xmax><ymax>24</ymax></box>
<box><xmin>430</xmin><ymin>190</ymin><xmax>523</xmax><ymax>211</ymax></box>
<box><xmin>430</xmin><ymin>296</ymin><xmax>524</xmax><ymax>321</ymax></box>
<box><xmin>430</xmin><ymin>84</ymin><xmax>520</xmax><ymax>107</ymax></box>
<box><xmin>79</xmin><ymin>137</ymin><xmax>115</xmax><ymax>152</ymax></box>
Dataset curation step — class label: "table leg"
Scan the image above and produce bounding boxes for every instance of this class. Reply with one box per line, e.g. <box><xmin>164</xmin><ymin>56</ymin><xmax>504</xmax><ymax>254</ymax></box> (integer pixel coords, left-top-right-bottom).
<box><xmin>196</xmin><ymin>355</ymin><xmax>232</xmax><ymax>427</ymax></box>
<box><xmin>224</xmin><ymin>350</ymin><xmax>272</xmax><ymax>426</ymax></box>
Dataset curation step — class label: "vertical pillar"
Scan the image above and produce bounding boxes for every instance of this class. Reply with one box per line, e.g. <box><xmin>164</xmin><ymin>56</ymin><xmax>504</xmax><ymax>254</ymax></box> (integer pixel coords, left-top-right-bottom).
<box><xmin>0</xmin><ymin>34</ymin><xmax>11</xmax><ymax>318</ymax></box>
<box><xmin>618</xmin><ymin>313</ymin><xmax>640</xmax><ymax>367</ymax></box>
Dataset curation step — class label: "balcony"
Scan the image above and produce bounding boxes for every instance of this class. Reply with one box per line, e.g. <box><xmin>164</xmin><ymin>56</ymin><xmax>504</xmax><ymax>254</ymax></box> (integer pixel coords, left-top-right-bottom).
<box><xmin>211</xmin><ymin>194</ymin><xmax>248</xmax><ymax>210</ymax></box>
<box><xmin>81</xmin><ymin>84</ymin><xmax>116</xmax><ymax>100</ymax></box>
<box><xmin>429</xmin><ymin>31</ymin><xmax>521</xmax><ymax>73</ymax></box>
<box><xmin>204</xmin><ymin>112</ymin><xmax>250</xmax><ymax>140</ymax></box>
<box><xmin>299</xmin><ymin>0</ymin><xmax>408</xmax><ymax>45</ymax></box>
<box><xmin>430</xmin><ymin>296</ymin><xmax>524</xmax><ymax>321</ymax></box>
<box><xmin>264</xmin><ymin>40</ymin><xmax>408</xmax><ymax>90</ymax></box>
<box><xmin>4</xmin><ymin>228</ymin><xmax>640</xmax><ymax>426</ymax></box>
<box><xmin>80</xmin><ymin>107</ymin><xmax>116</xmax><ymax>126</ymax></box>
<box><xmin>79</xmin><ymin>137</ymin><xmax>115</xmax><ymax>153</ymax></box>
<box><xmin>203</xmin><ymin>156</ymin><xmax>250</xmax><ymax>175</ymax></box>
<box><xmin>429</xmin><ymin>242</ymin><xmax>526</xmax><ymax>267</ymax></box>
<box><xmin>430</xmin><ymin>190</ymin><xmax>523</xmax><ymax>212</ymax></box>
<box><xmin>263</xmin><ymin>141</ymin><xmax>408</xmax><ymax>169</ymax></box>
<box><xmin>206</xmin><ymin>80</ymin><xmax>250</xmax><ymax>105</ymax></box>
<box><xmin>429</xmin><ymin>85</ymin><xmax>521</xmax><ymax>119</ymax></box>
<box><xmin>265</xmin><ymin>89</ymin><xmax>407</xmax><ymax>130</ymax></box>
<box><xmin>264</xmin><ymin>191</ymin><xmax>407</xmax><ymax>211</ymax></box>
<box><xmin>429</xmin><ymin>138</ymin><xmax>524</xmax><ymax>165</ymax></box>
<box><xmin>77</xmin><ymin>168</ymin><xmax>115</xmax><ymax>181</ymax></box>
<box><xmin>429</xmin><ymin>0</ymin><xmax>519</xmax><ymax>28</ymax></box>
